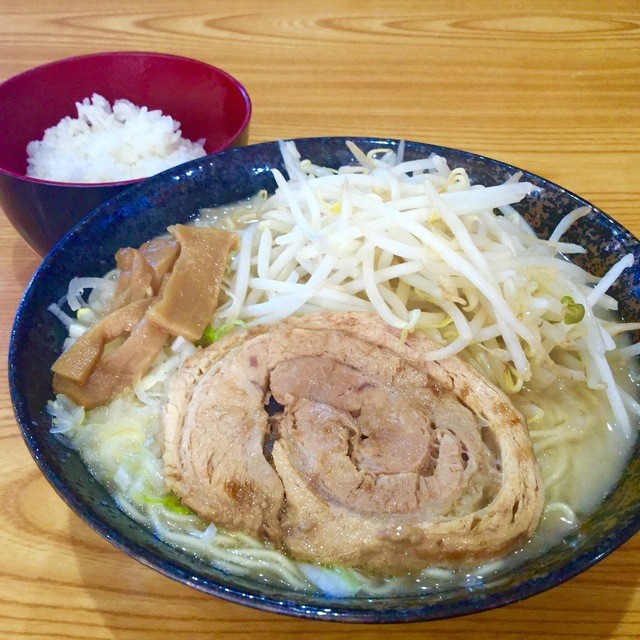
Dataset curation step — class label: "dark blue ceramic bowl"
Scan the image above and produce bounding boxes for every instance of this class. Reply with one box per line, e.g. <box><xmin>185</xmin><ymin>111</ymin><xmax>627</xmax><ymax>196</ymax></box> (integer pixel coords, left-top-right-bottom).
<box><xmin>9</xmin><ymin>138</ymin><xmax>640</xmax><ymax>622</ymax></box>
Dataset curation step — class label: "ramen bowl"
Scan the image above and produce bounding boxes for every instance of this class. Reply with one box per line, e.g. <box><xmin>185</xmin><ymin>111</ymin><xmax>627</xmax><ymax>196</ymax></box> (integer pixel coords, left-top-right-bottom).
<box><xmin>0</xmin><ymin>51</ymin><xmax>251</xmax><ymax>256</ymax></box>
<box><xmin>9</xmin><ymin>137</ymin><xmax>640</xmax><ymax>622</ymax></box>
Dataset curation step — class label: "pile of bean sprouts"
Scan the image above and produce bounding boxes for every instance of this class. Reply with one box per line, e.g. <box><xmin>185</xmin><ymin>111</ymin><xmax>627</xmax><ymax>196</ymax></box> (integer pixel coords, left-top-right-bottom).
<box><xmin>216</xmin><ymin>140</ymin><xmax>638</xmax><ymax>438</ymax></box>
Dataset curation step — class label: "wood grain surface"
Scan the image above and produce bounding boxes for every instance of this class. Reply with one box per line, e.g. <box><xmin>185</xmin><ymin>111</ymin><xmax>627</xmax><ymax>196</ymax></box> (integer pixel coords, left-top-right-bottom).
<box><xmin>1</xmin><ymin>1</ymin><xmax>639</xmax><ymax>638</ymax></box>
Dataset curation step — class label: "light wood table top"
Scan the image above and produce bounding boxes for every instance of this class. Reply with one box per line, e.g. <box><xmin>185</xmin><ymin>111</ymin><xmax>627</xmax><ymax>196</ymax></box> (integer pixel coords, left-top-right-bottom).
<box><xmin>1</xmin><ymin>1</ymin><xmax>639</xmax><ymax>638</ymax></box>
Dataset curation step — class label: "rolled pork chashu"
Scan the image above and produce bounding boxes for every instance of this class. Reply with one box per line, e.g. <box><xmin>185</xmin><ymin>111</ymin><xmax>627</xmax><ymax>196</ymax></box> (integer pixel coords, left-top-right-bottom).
<box><xmin>162</xmin><ymin>311</ymin><xmax>544</xmax><ymax>574</ymax></box>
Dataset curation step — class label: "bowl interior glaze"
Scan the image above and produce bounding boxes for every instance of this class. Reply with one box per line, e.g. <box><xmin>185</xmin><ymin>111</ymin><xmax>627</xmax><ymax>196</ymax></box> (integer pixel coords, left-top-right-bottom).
<box><xmin>9</xmin><ymin>137</ymin><xmax>640</xmax><ymax>623</ymax></box>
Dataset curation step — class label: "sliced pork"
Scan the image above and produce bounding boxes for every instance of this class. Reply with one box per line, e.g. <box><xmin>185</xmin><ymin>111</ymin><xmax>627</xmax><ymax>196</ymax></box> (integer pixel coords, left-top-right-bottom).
<box><xmin>162</xmin><ymin>311</ymin><xmax>544</xmax><ymax>574</ymax></box>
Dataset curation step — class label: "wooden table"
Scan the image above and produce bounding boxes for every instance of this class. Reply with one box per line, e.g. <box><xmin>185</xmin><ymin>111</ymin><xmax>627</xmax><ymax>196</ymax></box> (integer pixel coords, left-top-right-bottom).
<box><xmin>1</xmin><ymin>1</ymin><xmax>639</xmax><ymax>638</ymax></box>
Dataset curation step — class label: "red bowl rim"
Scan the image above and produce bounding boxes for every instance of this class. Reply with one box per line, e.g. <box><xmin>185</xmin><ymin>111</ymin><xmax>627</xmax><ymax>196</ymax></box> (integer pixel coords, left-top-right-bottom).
<box><xmin>0</xmin><ymin>50</ymin><xmax>252</xmax><ymax>188</ymax></box>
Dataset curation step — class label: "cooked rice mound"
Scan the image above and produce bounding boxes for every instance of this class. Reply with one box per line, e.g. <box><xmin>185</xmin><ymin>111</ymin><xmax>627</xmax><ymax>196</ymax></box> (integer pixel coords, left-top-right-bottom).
<box><xmin>26</xmin><ymin>93</ymin><xmax>206</xmax><ymax>183</ymax></box>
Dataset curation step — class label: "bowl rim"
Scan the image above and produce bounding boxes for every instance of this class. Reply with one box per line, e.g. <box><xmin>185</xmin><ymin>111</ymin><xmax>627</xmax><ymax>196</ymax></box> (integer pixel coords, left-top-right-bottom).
<box><xmin>0</xmin><ymin>49</ymin><xmax>252</xmax><ymax>187</ymax></box>
<box><xmin>9</xmin><ymin>136</ymin><xmax>640</xmax><ymax>623</ymax></box>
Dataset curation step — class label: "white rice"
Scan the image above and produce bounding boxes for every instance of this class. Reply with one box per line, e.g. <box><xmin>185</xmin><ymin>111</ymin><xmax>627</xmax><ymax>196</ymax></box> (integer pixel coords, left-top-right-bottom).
<box><xmin>26</xmin><ymin>93</ymin><xmax>207</xmax><ymax>183</ymax></box>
